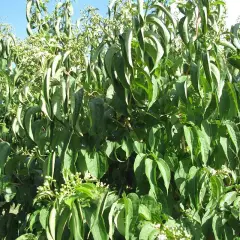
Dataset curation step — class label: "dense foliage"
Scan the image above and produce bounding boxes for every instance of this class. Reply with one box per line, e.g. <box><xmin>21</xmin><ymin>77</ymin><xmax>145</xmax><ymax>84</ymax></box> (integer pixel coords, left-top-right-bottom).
<box><xmin>0</xmin><ymin>0</ymin><xmax>240</xmax><ymax>239</ymax></box>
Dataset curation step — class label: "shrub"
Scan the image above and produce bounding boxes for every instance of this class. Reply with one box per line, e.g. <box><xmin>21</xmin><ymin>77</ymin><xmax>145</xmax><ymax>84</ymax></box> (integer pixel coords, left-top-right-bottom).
<box><xmin>0</xmin><ymin>0</ymin><xmax>240</xmax><ymax>239</ymax></box>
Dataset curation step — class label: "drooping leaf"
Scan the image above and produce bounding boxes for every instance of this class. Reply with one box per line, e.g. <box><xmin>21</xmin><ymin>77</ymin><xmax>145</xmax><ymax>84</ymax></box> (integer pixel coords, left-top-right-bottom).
<box><xmin>0</xmin><ymin>142</ymin><xmax>10</xmax><ymax>173</ymax></box>
<box><xmin>212</xmin><ymin>214</ymin><xmax>222</xmax><ymax>240</ymax></box>
<box><xmin>49</xmin><ymin>206</ymin><xmax>57</xmax><ymax>240</ymax></box>
<box><xmin>52</xmin><ymin>54</ymin><xmax>62</xmax><ymax>77</ymax></box>
<box><xmin>73</xmin><ymin>88</ymin><xmax>84</xmax><ymax>128</ymax></box>
<box><xmin>16</xmin><ymin>234</ymin><xmax>37</xmax><ymax>240</ymax></box>
<box><xmin>178</xmin><ymin>16</ymin><xmax>189</xmax><ymax>45</ymax></box>
<box><xmin>85</xmin><ymin>152</ymin><xmax>108</xmax><ymax>179</ymax></box>
<box><xmin>70</xmin><ymin>202</ymin><xmax>83</xmax><ymax>240</ymax></box>
<box><xmin>224</xmin><ymin>120</ymin><xmax>240</xmax><ymax>154</ymax></box>
<box><xmin>104</xmin><ymin>44</ymin><xmax>119</xmax><ymax>79</ymax></box>
<box><xmin>146</xmin><ymin>14</ymin><xmax>170</xmax><ymax>45</ymax></box>
<box><xmin>202</xmin><ymin>52</ymin><xmax>212</xmax><ymax>87</ymax></box>
<box><xmin>195</xmin><ymin>127</ymin><xmax>211</xmax><ymax>165</ymax></box>
<box><xmin>139</xmin><ymin>222</ymin><xmax>158</xmax><ymax>240</ymax></box>
<box><xmin>23</xmin><ymin>106</ymin><xmax>41</xmax><ymax>142</ymax></box>
<box><xmin>108</xmin><ymin>201</ymin><xmax>118</xmax><ymax>239</ymax></box>
<box><xmin>39</xmin><ymin>208</ymin><xmax>49</xmax><ymax>230</ymax></box>
<box><xmin>145</xmin><ymin>158</ymin><xmax>157</xmax><ymax>195</ymax></box>
<box><xmin>56</xmin><ymin>207</ymin><xmax>71</xmax><ymax>240</ymax></box>
<box><xmin>124</xmin><ymin>29</ymin><xmax>133</xmax><ymax>68</ymax></box>
<box><xmin>155</xmin><ymin>158</ymin><xmax>171</xmax><ymax>194</ymax></box>
<box><xmin>153</xmin><ymin>2</ymin><xmax>177</xmax><ymax>29</ymax></box>
<box><xmin>89</xmin><ymin>97</ymin><xmax>105</xmax><ymax>135</ymax></box>
<box><xmin>184</xmin><ymin>125</ymin><xmax>194</xmax><ymax>161</ymax></box>
<box><xmin>219</xmin><ymin>191</ymin><xmax>237</xmax><ymax>208</ymax></box>
<box><xmin>190</xmin><ymin>62</ymin><xmax>199</xmax><ymax>92</ymax></box>
<box><xmin>210</xmin><ymin>175</ymin><xmax>223</xmax><ymax>204</ymax></box>
<box><xmin>134</xmin><ymin>153</ymin><xmax>145</xmax><ymax>187</ymax></box>
<box><xmin>43</xmin><ymin>68</ymin><xmax>51</xmax><ymax>104</ymax></box>
<box><xmin>123</xmin><ymin>195</ymin><xmax>133</xmax><ymax>240</ymax></box>
<box><xmin>145</xmin><ymin>31</ymin><xmax>164</xmax><ymax>71</ymax></box>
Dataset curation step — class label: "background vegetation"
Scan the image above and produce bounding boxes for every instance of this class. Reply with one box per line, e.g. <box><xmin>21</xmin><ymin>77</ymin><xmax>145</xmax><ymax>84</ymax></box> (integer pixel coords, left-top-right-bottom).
<box><xmin>0</xmin><ymin>0</ymin><xmax>240</xmax><ymax>239</ymax></box>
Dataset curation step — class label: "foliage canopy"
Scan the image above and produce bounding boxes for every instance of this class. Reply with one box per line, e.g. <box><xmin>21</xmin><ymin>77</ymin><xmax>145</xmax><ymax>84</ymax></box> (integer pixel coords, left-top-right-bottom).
<box><xmin>0</xmin><ymin>0</ymin><xmax>240</xmax><ymax>239</ymax></box>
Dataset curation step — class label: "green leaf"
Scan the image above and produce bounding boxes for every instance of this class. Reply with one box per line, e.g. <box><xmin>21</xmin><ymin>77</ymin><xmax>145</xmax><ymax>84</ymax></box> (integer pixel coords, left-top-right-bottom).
<box><xmin>212</xmin><ymin>215</ymin><xmax>222</xmax><ymax>240</ymax></box>
<box><xmin>190</xmin><ymin>62</ymin><xmax>199</xmax><ymax>92</ymax></box>
<box><xmin>85</xmin><ymin>152</ymin><xmax>108</xmax><ymax>179</ymax></box>
<box><xmin>139</xmin><ymin>222</ymin><xmax>158</xmax><ymax>240</ymax></box>
<box><xmin>108</xmin><ymin>201</ymin><xmax>118</xmax><ymax>239</ymax></box>
<box><xmin>73</xmin><ymin>88</ymin><xmax>83</xmax><ymax>128</ymax></box>
<box><xmin>104</xmin><ymin>44</ymin><xmax>119</xmax><ymax>79</ymax></box>
<box><xmin>43</xmin><ymin>68</ymin><xmax>51</xmax><ymax>104</ymax></box>
<box><xmin>195</xmin><ymin>127</ymin><xmax>210</xmax><ymax>165</ymax></box>
<box><xmin>218</xmin><ymin>40</ymin><xmax>237</xmax><ymax>51</ymax></box>
<box><xmin>148</xmin><ymin>229</ymin><xmax>161</xmax><ymax>240</ymax></box>
<box><xmin>153</xmin><ymin>3</ymin><xmax>177</xmax><ymax>29</ymax></box>
<box><xmin>113</xmin><ymin>53</ymin><xmax>130</xmax><ymax>88</ymax></box>
<box><xmin>127</xmin><ymin>193</ymin><xmax>139</xmax><ymax>230</ymax></box>
<box><xmin>220</xmin><ymin>137</ymin><xmax>230</xmax><ymax>161</ymax></box>
<box><xmin>224</xmin><ymin>120</ymin><xmax>240</xmax><ymax>154</ymax></box>
<box><xmin>89</xmin><ymin>191</ymin><xmax>108</xmax><ymax>235</ymax></box>
<box><xmin>17</xmin><ymin>104</ymin><xmax>24</xmax><ymax>129</ymax></box>
<box><xmin>23</xmin><ymin>106</ymin><xmax>41</xmax><ymax>142</ymax></box>
<box><xmin>219</xmin><ymin>191</ymin><xmax>237</xmax><ymax>209</ymax></box>
<box><xmin>141</xmin><ymin>195</ymin><xmax>162</xmax><ymax>223</ymax></box>
<box><xmin>146</xmin><ymin>14</ymin><xmax>170</xmax><ymax>45</ymax></box>
<box><xmin>145</xmin><ymin>158</ymin><xmax>157</xmax><ymax>194</ymax></box>
<box><xmin>124</xmin><ymin>29</ymin><xmax>133</xmax><ymax>68</ymax></box>
<box><xmin>139</xmin><ymin>204</ymin><xmax>151</xmax><ymax>220</ymax></box>
<box><xmin>91</xmin><ymin>42</ymin><xmax>105</xmax><ymax>63</ymax></box>
<box><xmin>71</xmin><ymin>202</ymin><xmax>83</xmax><ymax>240</ymax></box>
<box><xmin>202</xmin><ymin>52</ymin><xmax>212</xmax><ymax>85</ymax></box>
<box><xmin>85</xmin><ymin>203</ymin><xmax>108</xmax><ymax>240</ymax></box>
<box><xmin>114</xmin><ymin>206</ymin><xmax>125</xmax><ymax>236</ymax></box>
<box><xmin>210</xmin><ymin>175</ymin><xmax>223</xmax><ymax>202</ymax></box>
<box><xmin>137</xmin><ymin>0</ymin><xmax>144</xmax><ymax>19</ymax></box>
<box><xmin>89</xmin><ymin>216</ymin><xmax>108</xmax><ymax>240</ymax></box>
<box><xmin>228</xmin><ymin>54</ymin><xmax>240</xmax><ymax>69</ymax></box>
<box><xmin>0</xmin><ymin>142</ymin><xmax>10</xmax><ymax>173</ymax></box>
<box><xmin>210</xmin><ymin>63</ymin><xmax>222</xmax><ymax>99</ymax></box>
<box><xmin>148</xmin><ymin>76</ymin><xmax>159</xmax><ymax>108</ymax></box>
<box><xmin>108</xmin><ymin>0</ymin><xmax>117</xmax><ymax>11</ymax></box>
<box><xmin>231</xmin><ymin>23</ymin><xmax>240</xmax><ymax>49</ymax></box>
<box><xmin>156</xmin><ymin>158</ymin><xmax>171</xmax><ymax>194</ymax></box>
<box><xmin>187</xmin><ymin>166</ymin><xmax>198</xmax><ymax>208</ymax></box>
<box><xmin>40</xmin><ymin>208</ymin><xmax>49</xmax><ymax>229</ymax></box>
<box><xmin>49</xmin><ymin>206</ymin><xmax>57</xmax><ymax>240</ymax></box>
<box><xmin>89</xmin><ymin>97</ymin><xmax>104</xmax><ymax>135</ymax></box>
<box><xmin>16</xmin><ymin>234</ymin><xmax>36</xmax><ymax>240</ymax></box>
<box><xmin>29</xmin><ymin>210</ymin><xmax>40</xmax><ymax>231</ymax></box>
<box><xmin>134</xmin><ymin>153</ymin><xmax>145</xmax><ymax>187</ymax></box>
<box><xmin>145</xmin><ymin>31</ymin><xmax>164</xmax><ymax>71</ymax></box>
<box><xmin>226</xmin><ymin>82</ymin><xmax>239</xmax><ymax>114</ymax></box>
<box><xmin>201</xmin><ymin>6</ymin><xmax>208</xmax><ymax>34</ymax></box>
<box><xmin>26</xmin><ymin>1</ymin><xmax>32</xmax><ymax>22</ymax></box>
<box><xmin>123</xmin><ymin>195</ymin><xmax>133</xmax><ymax>240</ymax></box>
<box><xmin>204</xmin><ymin>93</ymin><xmax>217</xmax><ymax>119</ymax></box>
<box><xmin>56</xmin><ymin>207</ymin><xmax>70</xmax><ymax>240</ymax></box>
<box><xmin>184</xmin><ymin>125</ymin><xmax>194</xmax><ymax>161</ymax></box>
<box><xmin>52</xmin><ymin>54</ymin><xmax>62</xmax><ymax>77</ymax></box>
<box><xmin>75</xmin><ymin>183</ymin><xmax>96</xmax><ymax>199</ymax></box>
<box><xmin>178</xmin><ymin>16</ymin><xmax>189</xmax><ymax>45</ymax></box>
<box><xmin>46</xmin><ymin>226</ymin><xmax>54</xmax><ymax>240</ymax></box>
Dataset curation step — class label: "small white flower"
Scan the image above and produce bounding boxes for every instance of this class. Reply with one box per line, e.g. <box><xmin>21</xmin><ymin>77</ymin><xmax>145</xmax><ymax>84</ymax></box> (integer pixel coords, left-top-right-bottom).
<box><xmin>158</xmin><ymin>234</ymin><xmax>167</xmax><ymax>240</ymax></box>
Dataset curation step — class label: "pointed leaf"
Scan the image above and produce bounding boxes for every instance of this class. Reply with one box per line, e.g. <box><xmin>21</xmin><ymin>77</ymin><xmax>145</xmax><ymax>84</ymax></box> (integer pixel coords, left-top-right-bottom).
<box><xmin>156</xmin><ymin>158</ymin><xmax>171</xmax><ymax>194</ymax></box>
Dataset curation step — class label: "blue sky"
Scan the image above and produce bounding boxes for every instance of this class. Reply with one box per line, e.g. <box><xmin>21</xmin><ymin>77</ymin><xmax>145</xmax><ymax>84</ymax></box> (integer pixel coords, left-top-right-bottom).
<box><xmin>0</xmin><ymin>0</ymin><xmax>108</xmax><ymax>39</ymax></box>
